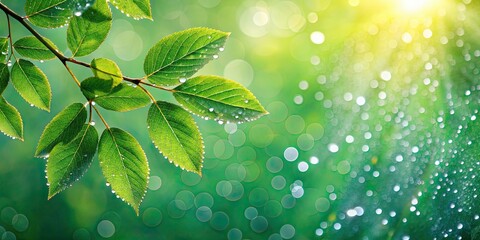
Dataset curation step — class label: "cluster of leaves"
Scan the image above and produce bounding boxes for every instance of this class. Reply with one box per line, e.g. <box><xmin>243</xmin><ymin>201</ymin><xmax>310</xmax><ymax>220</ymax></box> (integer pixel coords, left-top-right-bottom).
<box><xmin>0</xmin><ymin>0</ymin><xmax>267</xmax><ymax>214</ymax></box>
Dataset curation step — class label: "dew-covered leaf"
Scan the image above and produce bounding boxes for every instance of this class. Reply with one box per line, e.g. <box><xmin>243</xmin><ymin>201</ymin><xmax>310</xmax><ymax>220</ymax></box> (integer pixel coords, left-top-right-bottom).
<box><xmin>67</xmin><ymin>0</ymin><xmax>112</xmax><ymax>57</ymax></box>
<box><xmin>98</xmin><ymin>128</ymin><xmax>149</xmax><ymax>214</ymax></box>
<box><xmin>0</xmin><ymin>97</ymin><xmax>23</xmax><ymax>141</ymax></box>
<box><xmin>0</xmin><ymin>63</ymin><xmax>9</xmax><ymax>95</ymax></box>
<box><xmin>0</xmin><ymin>38</ymin><xmax>8</xmax><ymax>63</ymax></box>
<box><xmin>47</xmin><ymin>124</ymin><xmax>98</xmax><ymax>198</ymax></box>
<box><xmin>25</xmin><ymin>0</ymin><xmax>94</xmax><ymax>28</ymax></box>
<box><xmin>147</xmin><ymin>101</ymin><xmax>204</xmax><ymax>174</ymax></box>
<box><xmin>92</xmin><ymin>83</ymin><xmax>150</xmax><ymax>112</ymax></box>
<box><xmin>144</xmin><ymin>28</ymin><xmax>229</xmax><ymax>87</ymax></box>
<box><xmin>35</xmin><ymin>103</ymin><xmax>87</xmax><ymax>157</ymax></box>
<box><xmin>174</xmin><ymin>75</ymin><xmax>268</xmax><ymax>123</ymax></box>
<box><xmin>90</xmin><ymin>58</ymin><xmax>122</xmax><ymax>88</ymax></box>
<box><xmin>11</xmin><ymin>59</ymin><xmax>51</xmax><ymax>111</ymax></box>
<box><xmin>109</xmin><ymin>0</ymin><xmax>152</xmax><ymax>20</ymax></box>
<box><xmin>13</xmin><ymin>36</ymin><xmax>57</xmax><ymax>60</ymax></box>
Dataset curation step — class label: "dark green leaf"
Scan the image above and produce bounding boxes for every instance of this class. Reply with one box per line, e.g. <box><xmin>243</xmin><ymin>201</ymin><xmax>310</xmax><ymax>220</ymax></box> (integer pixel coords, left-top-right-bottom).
<box><xmin>13</xmin><ymin>36</ymin><xmax>57</xmax><ymax>60</ymax></box>
<box><xmin>11</xmin><ymin>59</ymin><xmax>51</xmax><ymax>111</ymax></box>
<box><xmin>0</xmin><ymin>97</ymin><xmax>23</xmax><ymax>141</ymax></box>
<box><xmin>47</xmin><ymin>124</ymin><xmax>98</xmax><ymax>198</ymax></box>
<box><xmin>144</xmin><ymin>28</ymin><xmax>229</xmax><ymax>87</ymax></box>
<box><xmin>0</xmin><ymin>37</ymin><xmax>8</xmax><ymax>63</ymax></box>
<box><xmin>98</xmin><ymin>128</ymin><xmax>149</xmax><ymax>214</ymax></box>
<box><xmin>109</xmin><ymin>0</ymin><xmax>152</xmax><ymax>20</ymax></box>
<box><xmin>80</xmin><ymin>77</ymin><xmax>112</xmax><ymax>100</ymax></box>
<box><xmin>174</xmin><ymin>75</ymin><xmax>268</xmax><ymax>123</ymax></box>
<box><xmin>147</xmin><ymin>101</ymin><xmax>204</xmax><ymax>174</ymax></box>
<box><xmin>93</xmin><ymin>83</ymin><xmax>150</xmax><ymax>112</ymax></box>
<box><xmin>0</xmin><ymin>63</ymin><xmax>9</xmax><ymax>95</ymax></box>
<box><xmin>35</xmin><ymin>103</ymin><xmax>87</xmax><ymax>157</ymax></box>
<box><xmin>90</xmin><ymin>58</ymin><xmax>122</xmax><ymax>88</ymax></box>
<box><xmin>67</xmin><ymin>0</ymin><xmax>112</xmax><ymax>57</ymax></box>
<box><xmin>82</xmin><ymin>78</ymin><xmax>149</xmax><ymax>112</ymax></box>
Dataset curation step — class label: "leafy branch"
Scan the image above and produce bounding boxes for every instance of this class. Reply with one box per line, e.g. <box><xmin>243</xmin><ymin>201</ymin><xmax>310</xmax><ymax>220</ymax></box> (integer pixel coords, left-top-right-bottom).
<box><xmin>0</xmin><ymin>0</ymin><xmax>267</xmax><ymax>214</ymax></box>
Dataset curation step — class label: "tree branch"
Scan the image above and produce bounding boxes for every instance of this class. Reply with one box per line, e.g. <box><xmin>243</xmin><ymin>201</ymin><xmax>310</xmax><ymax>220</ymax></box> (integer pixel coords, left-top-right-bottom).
<box><xmin>0</xmin><ymin>2</ymin><xmax>148</xmax><ymax>86</ymax></box>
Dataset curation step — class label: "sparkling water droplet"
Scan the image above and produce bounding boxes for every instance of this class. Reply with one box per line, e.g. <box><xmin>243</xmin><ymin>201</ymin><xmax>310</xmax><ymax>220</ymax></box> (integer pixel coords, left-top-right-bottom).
<box><xmin>179</xmin><ymin>78</ymin><xmax>187</xmax><ymax>83</ymax></box>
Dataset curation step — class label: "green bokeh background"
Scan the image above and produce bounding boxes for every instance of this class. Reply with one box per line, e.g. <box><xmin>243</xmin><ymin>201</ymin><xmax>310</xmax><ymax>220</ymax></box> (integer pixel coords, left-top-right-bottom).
<box><xmin>1</xmin><ymin>0</ymin><xmax>480</xmax><ymax>239</ymax></box>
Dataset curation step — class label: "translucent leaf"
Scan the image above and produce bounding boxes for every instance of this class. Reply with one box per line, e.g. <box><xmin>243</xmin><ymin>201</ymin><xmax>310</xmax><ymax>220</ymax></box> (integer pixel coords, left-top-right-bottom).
<box><xmin>90</xmin><ymin>58</ymin><xmax>122</xmax><ymax>88</ymax></box>
<box><xmin>35</xmin><ymin>103</ymin><xmax>87</xmax><ymax>157</ymax></box>
<box><xmin>80</xmin><ymin>77</ymin><xmax>112</xmax><ymax>100</ymax></box>
<box><xmin>47</xmin><ymin>124</ymin><xmax>98</xmax><ymax>198</ymax></box>
<box><xmin>13</xmin><ymin>36</ymin><xmax>57</xmax><ymax>60</ymax></box>
<box><xmin>0</xmin><ymin>38</ymin><xmax>8</xmax><ymax>63</ymax></box>
<box><xmin>147</xmin><ymin>101</ymin><xmax>204</xmax><ymax>174</ymax></box>
<box><xmin>81</xmin><ymin>78</ymin><xmax>149</xmax><ymax>112</ymax></box>
<box><xmin>25</xmin><ymin>0</ymin><xmax>95</xmax><ymax>28</ymax></box>
<box><xmin>0</xmin><ymin>97</ymin><xmax>23</xmax><ymax>141</ymax></box>
<box><xmin>67</xmin><ymin>0</ymin><xmax>112</xmax><ymax>57</ymax></box>
<box><xmin>109</xmin><ymin>0</ymin><xmax>152</xmax><ymax>20</ymax></box>
<box><xmin>11</xmin><ymin>59</ymin><xmax>51</xmax><ymax>111</ymax></box>
<box><xmin>93</xmin><ymin>83</ymin><xmax>150</xmax><ymax>112</ymax></box>
<box><xmin>144</xmin><ymin>28</ymin><xmax>229</xmax><ymax>87</ymax></box>
<box><xmin>98</xmin><ymin>128</ymin><xmax>149</xmax><ymax>214</ymax></box>
<box><xmin>174</xmin><ymin>75</ymin><xmax>268</xmax><ymax>123</ymax></box>
<box><xmin>0</xmin><ymin>63</ymin><xmax>9</xmax><ymax>95</ymax></box>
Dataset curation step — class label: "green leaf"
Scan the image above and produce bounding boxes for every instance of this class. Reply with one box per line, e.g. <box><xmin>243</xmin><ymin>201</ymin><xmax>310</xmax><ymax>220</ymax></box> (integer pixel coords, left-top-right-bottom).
<box><xmin>94</xmin><ymin>83</ymin><xmax>150</xmax><ymax>112</ymax></box>
<box><xmin>11</xmin><ymin>59</ymin><xmax>51</xmax><ymax>111</ymax></box>
<box><xmin>13</xmin><ymin>36</ymin><xmax>57</xmax><ymax>60</ymax></box>
<box><xmin>0</xmin><ymin>63</ymin><xmax>9</xmax><ymax>95</ymax></box>
<box><xmin>90</xmin><ymin>58</ymin><xmax>122</xmax><ymax>88</ymax></box>
<box><xmin>67</xmin><ymin>0</ymin><xmax>112</xmax><ymax>57</ymax></box>
<box><xmin>80</xmin><ymin>77</ymin><xmax>112</xmax><ymax>100</ymax></box>
<box><xmin>144</xmin><ymin>28</ymin><xmax>229</xmax><ymax>87</ymax></box>
<box><xmin>47</xmin><ymin>124</ymin><xmax>98</xmax><ymax>198</ymax></box>
<box><xmin>0</xmin><ymin>97</ymin><xmax>23</xmax><ymax>141</ymax></box>
<box><xmin>174</xmin><ymin>75</ymin><xmax>268</xmax><ymax>123</ymax></box>
<box><xmin>98</xmin><ymin>128</ymin><xmax>149</xmax><ymax>214</ymax></box>
<box><xmin>147</xmin><ymin>101</ymin><xmax>204</xmax><ymax>174</ymax></box>
<box><xmin>25</xmin><ymin>0</ymin><xmax>73</xmax><ymax>28</ymax></box>
<box><xmin>0</xmin><ymin>37</ymin><xmax>8</xmax><ymax>63</ymax></box>
<box><xmin>109</xmin><ymin>0</ymin><xmax>152</xmax><ymax>20</ymax></box>
<box><xmin>82</xmin><ymin>78</ymin><xmax>150</xmax><ymax>112</ymax></box>
<box><xmin>35</xmin><ymin>103</ymin><xmax>87</xmax><ymax>157</ymax></box>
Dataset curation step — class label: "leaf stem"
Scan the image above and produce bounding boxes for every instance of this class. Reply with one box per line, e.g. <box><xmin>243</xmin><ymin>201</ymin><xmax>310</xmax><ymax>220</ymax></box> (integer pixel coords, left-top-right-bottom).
<box><xmin>140</xmin><ymin>81</ymin><xmax>175</xmax><ymax>92</ymax></box>
<box><xmin>6</xmin><ymin>14</ymin><xmax>15</xmax><ymax>61</ymax></box>
<box><xmin>138</xmin><ymin>84</ymin><xmax>157</xmax><ymax>103</ymax></box>
<box><xmin>93</xmin><ymin>105</ymin><xmax>110</xmax><ymax>129</ymax></box>
<box><xmin>63</xmin><ymin>62</ymin><xmax>81</xmax><ymax>87</ymax></box>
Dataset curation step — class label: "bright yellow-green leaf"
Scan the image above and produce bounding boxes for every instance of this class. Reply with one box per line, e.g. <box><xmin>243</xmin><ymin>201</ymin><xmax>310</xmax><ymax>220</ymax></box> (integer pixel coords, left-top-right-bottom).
<box><xmin>11</xmin><ymin>59</ymin><xmax>51</xmax><ymax>111</ymax></box>
<box><xmin>13</xmin><ymin>36</ymin><xmax>58</xmax><ymax>60</ymax></box>
<box><xmin>109</xmin><ymin>0</ymin><xmax>152</xmax><ymax>20</ymax></box>
<box><xmin>91</xmin><ymin>58</ymin><xmax>123</xmax><ymax>88</ymax></box>
<box><xmin>147</xmin><ymin>101</ymin><xmax>204</xmax><ymax>174</ymax></box>
<box><xmin>0</xmin><ymin>97</ymin><xmax>23</xmax><ymax>141</ymax></box>
<box><xmin>98</xmin><ymin>128</ymin><xmax>149</xmax><ymax>214</ymax></box>
<box><xmin>35</xmin><ymin>103</ymin><xmax>87</xmax><ymax>157</ymax></box>
<box><xmin>174</xmin><ymin>75</ymin><xmax>268</xmax><ymax>123</ymax></box>
<box><xmin>67</xmin><ymin>0</ymin><xmax>112</xmax><ymax>57</ymax></box>
<box><xmin>47</xmin><ymin>124</ymin><xmax>98</xmax><ymax>198</ymax></box>
<box><xmin>144</xmin><ymin>28</ymin><xmax>229</xmax><ymax>87</ymax></box>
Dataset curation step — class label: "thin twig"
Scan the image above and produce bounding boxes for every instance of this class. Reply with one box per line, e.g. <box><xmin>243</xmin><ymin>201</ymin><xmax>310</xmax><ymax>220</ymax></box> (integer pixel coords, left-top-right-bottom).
<box><xmin>93</xmin><ymin>105</ymin><xmax>110</xmax><ymax>129</ymax></box>
<box><xmin>6</xmin><ymin>14</ymin><xmax>14</xmax><ymax>61</ymax></box>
